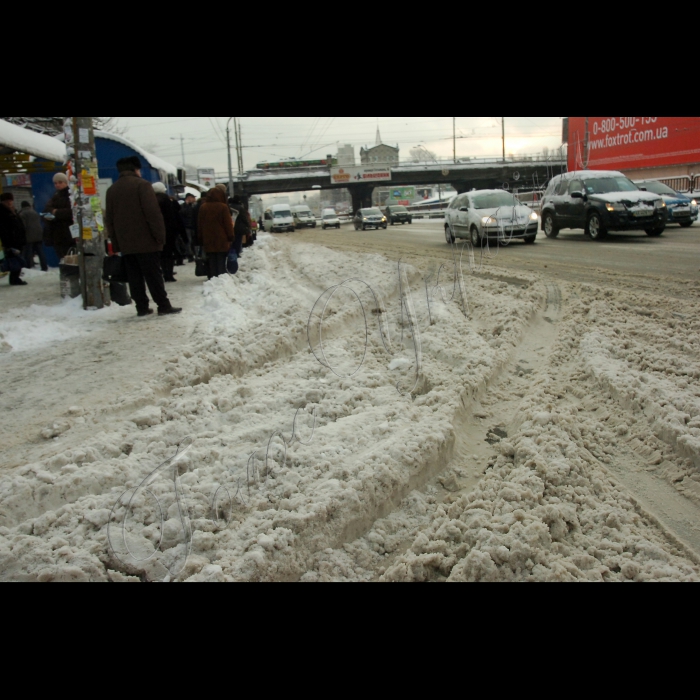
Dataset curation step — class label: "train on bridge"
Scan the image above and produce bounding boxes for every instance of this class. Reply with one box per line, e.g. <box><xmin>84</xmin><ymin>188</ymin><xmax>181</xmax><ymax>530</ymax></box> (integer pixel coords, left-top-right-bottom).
<box><xmin>255</xmin><ymin>157</ymin><xmax>338</xmax><ymax>171</ymax></box>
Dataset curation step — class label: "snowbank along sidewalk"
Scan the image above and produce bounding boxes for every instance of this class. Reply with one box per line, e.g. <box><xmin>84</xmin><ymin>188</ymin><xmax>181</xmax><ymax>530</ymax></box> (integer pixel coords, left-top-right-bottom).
<box><xmin>0</xmin><ymin>234</ymin><xmax>699</xmax><ymax>582</ymax></box>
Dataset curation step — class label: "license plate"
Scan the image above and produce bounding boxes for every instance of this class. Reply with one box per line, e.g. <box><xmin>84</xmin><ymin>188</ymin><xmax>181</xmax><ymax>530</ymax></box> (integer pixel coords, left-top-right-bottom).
<box><xmin>674</xmin><ymin>208</ymin><xmax>690</xmax><ymax>215</ymax></box>
<box><xmin>633</xmin><ymin>210</ymin><xmax>651</xmax><ymax>217</ymax></box>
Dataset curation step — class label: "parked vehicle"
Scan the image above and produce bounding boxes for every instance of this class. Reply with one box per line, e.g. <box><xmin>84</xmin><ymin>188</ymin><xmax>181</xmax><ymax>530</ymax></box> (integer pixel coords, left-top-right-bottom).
<box><xmin>541</xmin><ymin>171</ymin><xmax>667</xmax><ymax>240</ymax></box>
<box><xmin>445</xmin><ymin>190</ymin><xmax>539</xmax><ymax>246</ymax></box>
<box><xmin>635</xmin><ymin>180</ymin><xmax>698</xmax><ymax>228</ymax></box>
<box><xmin>385</xmin><ymin>205</ymin><xmax>413</xmax><ymax>225</ymax></box>
<box><xmin>354</xmin><ymin>208</ymin><xmax>387</xmax><ymax>231</ymax></box>
<box><xmin>292</xmin><ymin>205</ymin><xmax>317</xmax><ymax>229</ymax></box>
<box><xmin>322</xmin><ymin>209</ymin><xmax>341</xmax><ymax>230</ymax></box>
<box><xmin>264</xmin><ymin>204</ymin><xmax>295</xmax><ymax>233</ymax></box>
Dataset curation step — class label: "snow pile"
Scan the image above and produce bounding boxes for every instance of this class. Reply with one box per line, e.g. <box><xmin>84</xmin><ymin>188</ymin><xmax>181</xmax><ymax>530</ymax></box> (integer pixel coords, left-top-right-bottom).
<box><xmin>0</xmin><ymin>286</ymin><xmax>132</xmax><ymax>353</ymax></box>
<box><xmin>1</xmin><ymin>235</ymin><xmax>698</xmax><ymax>582</ymax></box>
<box><xmin>0</xmin><ymin>236</ymin><xmax>545</xmax><ymax>581</ymax></box>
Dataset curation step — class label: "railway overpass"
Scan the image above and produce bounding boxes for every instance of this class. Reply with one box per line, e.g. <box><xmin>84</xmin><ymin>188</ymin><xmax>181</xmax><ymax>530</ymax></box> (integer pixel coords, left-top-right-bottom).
<box><xmin>226</xmin><ymin>157</ymin><xmax>567</xmax><ymax>211</ymax></box>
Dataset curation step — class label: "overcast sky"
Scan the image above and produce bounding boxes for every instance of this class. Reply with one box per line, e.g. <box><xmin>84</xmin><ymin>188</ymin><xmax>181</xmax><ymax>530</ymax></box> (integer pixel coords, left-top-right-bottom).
<box><xmin>118</xmin><ymin>117</ymin><xmax>564</xmax><ymax>175</ymax></box>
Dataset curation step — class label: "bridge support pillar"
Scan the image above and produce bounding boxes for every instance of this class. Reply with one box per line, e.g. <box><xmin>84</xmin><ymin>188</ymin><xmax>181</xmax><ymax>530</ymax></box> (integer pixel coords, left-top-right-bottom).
<box><xmin>349</xmin><ymin>184</ymin><xmax>374</xmax><ymax>213</ymax></box>
<box><xmin>452</xmin><ymin>182</ymin><xmax>471</xmax><ymax>195</ymax></box>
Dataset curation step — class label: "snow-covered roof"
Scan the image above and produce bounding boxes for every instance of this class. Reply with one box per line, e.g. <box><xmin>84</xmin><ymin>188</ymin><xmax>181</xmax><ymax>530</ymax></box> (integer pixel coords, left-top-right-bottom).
<box><xmin>0</xmin><ymin>118</ymin><xmax>66</xmax><ymax>162</ymax></box>
<box><xmin>94</xmin><ymin>131</ymin><xmax>177</xmax><ymax>176</ymax></box>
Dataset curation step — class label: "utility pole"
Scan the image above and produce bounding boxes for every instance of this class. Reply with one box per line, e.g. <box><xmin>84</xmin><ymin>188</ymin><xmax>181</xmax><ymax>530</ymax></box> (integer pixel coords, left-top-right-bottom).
<box><xmin>453</xmin><ymin>117</ymin><xmax>457</xmax><ymax>164</ymax></box>
<box><xmin>226</xmin><ymin>117</ymin><xmax>235</xmax><ymax>199</ymax></box>
<box><xmin>502</xmin><ymin>117</ymin><xmax>506</xmax><ymax>162</ymax></box>
<box><xmin>169</xmin><ymin>135</ymin><xmax>187</xmax><ymax>169</ymax></box>
<box><xmin>233</xmin><ymin>117</ymin><xmax>243</xmax><ymax>174</ymax></box>
<box><xmin>64</xmin><ymin>117</ymin><xmax>105</xmax><ymax>310</ymax></box>
<box><xmin>237</xmin><ymin>119</ymin><xmax>244</xmax><ymax>173</ymax></box>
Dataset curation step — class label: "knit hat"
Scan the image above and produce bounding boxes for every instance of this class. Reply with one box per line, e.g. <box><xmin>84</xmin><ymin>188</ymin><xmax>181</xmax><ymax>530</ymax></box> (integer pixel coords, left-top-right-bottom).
<box><xmin>216</xmin><ymin>184</ymin><xmax>227</xmax><ymax>192</ymax></box>
<box><xmin>53</xmin><ymin>173</ymin><xmax>69</xmax><ymax>185</ymax></box>
<box><xmin>152</xmin><ymin>182</ymin><xmax>167</xmax><ymax>194</ymax></box>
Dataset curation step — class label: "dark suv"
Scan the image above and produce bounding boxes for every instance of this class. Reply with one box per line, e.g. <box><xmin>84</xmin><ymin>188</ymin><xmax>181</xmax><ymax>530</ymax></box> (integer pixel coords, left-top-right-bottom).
<box><xmin>354</xmin><ymin>208</ymin><xmax>387</xmax><ymax>231</ymax></box>
<box><xmin>541</xmin><ymin>170</ymin><xmax>667</xmax><ymax>241</ymax></box>
<box><xmin>385</xmin><ymin>205</ymin><xmax>413</xmax><ymax>225</ymax></box>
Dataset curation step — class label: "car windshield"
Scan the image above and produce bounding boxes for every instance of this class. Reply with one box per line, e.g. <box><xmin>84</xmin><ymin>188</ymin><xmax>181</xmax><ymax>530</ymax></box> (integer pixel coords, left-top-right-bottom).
<box><xmin>471</xmin><ymin>193</ymin><xmax>519</xmax><ymax>209</ymax></box>
<box><xmin>640</xmin><ymin>181</ymin><xmax>677</xmax><ymax>196</ymax></box>
<box><xmin>390</xmin><ymin>206</ymin><xmax>408</xmax><ymax>212</ymax></box>
<box><xmin>274</xmin><ymin>210</ymin><xmax>291</xmax><ymax>218</ymax></box>
<box><xmin>323</xmin><ymin>214</ymin><xmax>336</xmax><ymax>220</ymax></box>
<box><xmin>583</xmin><ymin>177</ymin><xmax>639</xmax><ymax>195</ymax></box>
<box><xmin>363</xmin><ymin>209</ymin><xmax>383</xmax><ymax>216</ymax></box>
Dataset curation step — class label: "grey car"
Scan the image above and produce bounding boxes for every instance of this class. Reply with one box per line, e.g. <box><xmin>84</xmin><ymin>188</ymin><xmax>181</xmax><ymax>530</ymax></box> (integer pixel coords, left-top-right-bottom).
<box><xmin>354</xmin><ymin>208</ymin><xmax>388</xmax><ymax>231</ymax></box>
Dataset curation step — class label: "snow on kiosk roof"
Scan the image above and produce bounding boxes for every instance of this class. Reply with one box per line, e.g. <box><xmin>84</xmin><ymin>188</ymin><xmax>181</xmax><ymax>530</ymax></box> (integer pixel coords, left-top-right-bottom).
<box><xmin>94</xmin><ymin>131</ymin><xmax>177</xmax><ymax>176</ymax></box>
<box><xmin>0</xmin><ymin>118</ymin><xmax>66</xmax><ymax>162</ymax></box>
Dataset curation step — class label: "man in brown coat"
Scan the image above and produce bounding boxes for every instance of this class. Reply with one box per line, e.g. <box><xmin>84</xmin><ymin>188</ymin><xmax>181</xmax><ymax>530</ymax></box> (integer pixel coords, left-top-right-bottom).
<box><xmin>105</xmin><ymin>157</ymin><xmax>181</xmax><ymax>317</ymax></box>
<box><xmin>198</xmin><ymin>188</ymin><xmax>235</xmax><ymax>279</ymax></box>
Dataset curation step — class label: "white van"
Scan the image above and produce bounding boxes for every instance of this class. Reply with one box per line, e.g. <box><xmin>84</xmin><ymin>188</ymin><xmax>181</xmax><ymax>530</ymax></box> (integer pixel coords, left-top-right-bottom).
<box><xmin>292</xmin><ymin>205</ymin><xmax>316</xmax><ymax>229</ymax></box>
<box><xmin>264</xmin><ymin>204</ymin><xmax>295</xmax><ymax>233</ymax></box>
<box><xmin>322</xmin><ymin>208</ymin><xmax>341</xmax><ymax>230</ymax></box>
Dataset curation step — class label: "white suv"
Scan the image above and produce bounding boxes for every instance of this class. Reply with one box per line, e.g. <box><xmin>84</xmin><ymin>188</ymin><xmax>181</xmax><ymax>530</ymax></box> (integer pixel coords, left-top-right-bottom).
<box><xmin>445</xmin><ymin>190</ymin><xmax>539</xmax><ymax>246</ymax></box>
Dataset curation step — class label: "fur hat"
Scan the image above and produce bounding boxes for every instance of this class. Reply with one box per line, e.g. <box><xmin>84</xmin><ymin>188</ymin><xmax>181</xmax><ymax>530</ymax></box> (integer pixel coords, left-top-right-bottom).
<box><xmin>53</xmin><ymin>173</ymin><xmax>69</xmax><ymax>185</ymax></box>
<box><xmin>152</xmin><ymin>182</ymin><xmax>167</xmax><ymax>194</ymax></box>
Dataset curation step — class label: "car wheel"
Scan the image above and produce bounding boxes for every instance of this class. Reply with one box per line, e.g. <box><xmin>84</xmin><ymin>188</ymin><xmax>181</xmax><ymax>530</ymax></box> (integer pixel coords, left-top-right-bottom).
<box><xmin>543</xmin><ymin>212</ymin><xmax>560</xmax><ymax>239</ymax></box>
<box><xmin>383</xmin><ymin>225</ymin><xmax>387</xmax><ymax>230</ymax></box>
<box><xmin>470</xmin><ymin>226</ymin><xmax>483</xmax><ymax>248</ymax></box>
<box><xmin>409</xmin><ymin>220</ymin><xmax>413</xmax><ymax>225</ymax></box>
<box><xmin>586</xmin><ymin>212</ymin><xmax>607</xmax><ymax>240</ymax></box>
<box><xmin>445</xmin><ymin>226</ymin><xmax>455</xmax><ymax>244</ymax></box>
<box><xmin>679</xmin><ymin>220</ymin><xmax>693</xmax><ymax>228</ymax></box>
<box><xmin>336</xmin><ymin>225</ymin><xmax>340</xmax><ymax>229</ymax></box>
<box><xmin>645</xmin><ymin>226</ymin><xmax>665</xmax><ymax>237</ymax></box>
<box><xmin>524</xmin><ymin>235</ymin><xmax>537</xmax><ymax>245</ymax></box>
<box><xmin>362</xmin><ymin>225</ymin><xmax>367</xmax><ymax>231</ymax></box>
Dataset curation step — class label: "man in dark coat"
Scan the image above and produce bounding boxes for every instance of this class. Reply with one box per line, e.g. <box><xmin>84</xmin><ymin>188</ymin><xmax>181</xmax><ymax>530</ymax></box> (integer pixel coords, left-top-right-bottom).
<box><xmin>180</xmin><ymin>193</ymin><xmax>197</xmax><ymax>262</ymax></box>
<box><xmin>104</xmin><ymin>157</ymin><xmax>182</xmax><ymax>317</ymax></box>
<box><xmin>44</xmin><ymin>173</ymin><xmax>75</xmax><ymax>260</ymax></box>
<box><xmin>153</xmin><ymin>183</ymin><xmax>186</xmax><ymax>282</ymax></box>
<box><xmin>20</xmin><ymin>201</ymin><xmax>48</xmax><ymax>271</ymax></box>
<box><xmin>231</xmin><ymin>196</ymin><xmax>252</xmax><ymax>255</ymax></box>
<box><xmin>0</xmin><ymin>193</ymin><xmax>27</xmax><ymax>285</ymax></box>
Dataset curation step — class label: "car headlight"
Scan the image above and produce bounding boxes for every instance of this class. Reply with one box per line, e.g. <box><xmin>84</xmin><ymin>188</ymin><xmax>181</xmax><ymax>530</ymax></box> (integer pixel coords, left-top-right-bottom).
<box><xmin>692</xmin><ymin>200</ymin><xmax>697</xmax><ymax>207</ymax></box>
<box><xmin>481</xmin><ymin>216</ymin><xmax>497</xmax><ymax>226</ymax></box>
<box><xmin>530</xmin><ymin>212</ymin><xmax>539</xmax><ymax>221</ymax></box>
<box><xmin>382</xmin><ymin>217</ymin><xmax>387</xmax><ymax>222</ymax></box>
<box><xmin>606</xmin><ymin>203</ymin><xmax>624</xmax><ymax>212</ymax></box>
<box><xmin>655</xmin><ymin>200</ymin><xmax>666</xmax><ymax>209</ymax></box>
<box><xmin>363</xmin><ymin>218</ymin><xmax>368</xmax><ymax>222</ymax></box>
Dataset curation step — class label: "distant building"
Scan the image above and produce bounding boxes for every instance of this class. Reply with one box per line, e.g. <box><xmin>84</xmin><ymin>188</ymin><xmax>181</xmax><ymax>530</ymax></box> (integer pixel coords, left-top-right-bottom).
<box><xmin>360</xmin><ymin>128</ymin><xmax>399</xmax><ymax>166</ymax></box>
<box><xmin>337</xmin><ymin>144</ymin><xmax>355</xmax><ymax>167</ymax></box>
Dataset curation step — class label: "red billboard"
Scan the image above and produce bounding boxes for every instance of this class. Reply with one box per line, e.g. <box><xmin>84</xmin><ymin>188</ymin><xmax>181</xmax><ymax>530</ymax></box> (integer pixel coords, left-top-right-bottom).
<box><xmin>567</xmin><ymin>117</ymin><xmax>700</xmax><ymax>172</ymax></box>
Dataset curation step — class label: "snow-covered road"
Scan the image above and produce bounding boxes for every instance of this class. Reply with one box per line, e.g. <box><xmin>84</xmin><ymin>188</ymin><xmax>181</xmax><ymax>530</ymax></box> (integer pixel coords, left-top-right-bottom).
<box><xmin>1</xmin><ymin>233</ymin><xmax>699</xmax><ymax>582</ymax></box>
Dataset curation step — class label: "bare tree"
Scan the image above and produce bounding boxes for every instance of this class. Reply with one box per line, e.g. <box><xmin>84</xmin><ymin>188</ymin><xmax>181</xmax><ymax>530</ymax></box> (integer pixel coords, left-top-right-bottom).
<box><xmin>1</xmin><ymin>116</ymin><xmax>125</xmax><ymax>135</ymax></box>
<box><xmin>410</xmin><ymin>146</ymin><xmax>438</xmax><ymax>163</ymax></box>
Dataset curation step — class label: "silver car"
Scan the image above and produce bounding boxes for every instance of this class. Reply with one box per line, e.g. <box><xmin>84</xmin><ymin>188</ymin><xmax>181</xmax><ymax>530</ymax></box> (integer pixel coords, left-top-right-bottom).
<box><xmin>445</xmin><ymin>190</ymin><xmax>540</xmax><ymax>246</ymax></box>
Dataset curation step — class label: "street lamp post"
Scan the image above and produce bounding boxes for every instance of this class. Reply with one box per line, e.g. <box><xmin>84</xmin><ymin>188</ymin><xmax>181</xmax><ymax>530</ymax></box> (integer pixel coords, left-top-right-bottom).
<box><xmin>502</xmin><ymin>117</ymin><xmax>506</xmax><ymax>162</ymax></box>
<box><xmin>226</xmin><ymin>117</ymin><xmax>235</xmax><ymax>199</ymax></box>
